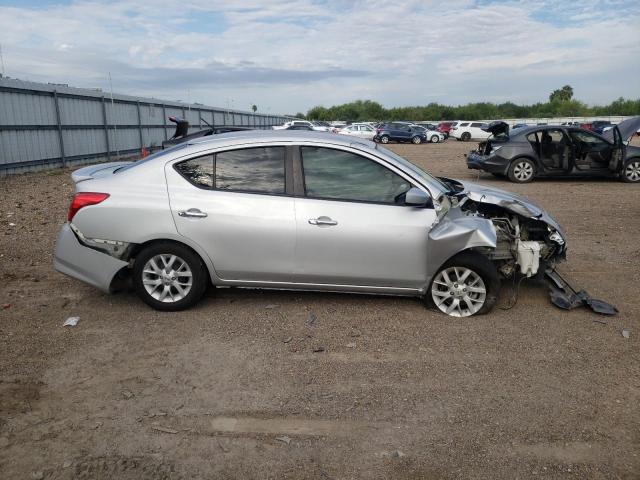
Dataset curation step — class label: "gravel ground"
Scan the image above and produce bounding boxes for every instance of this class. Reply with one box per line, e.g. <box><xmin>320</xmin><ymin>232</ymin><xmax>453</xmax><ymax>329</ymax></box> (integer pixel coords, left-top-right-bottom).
<box><xmin>1</xmin><ymin>138</ymin><xmax>639</xmax><ymax>479</ymax></box>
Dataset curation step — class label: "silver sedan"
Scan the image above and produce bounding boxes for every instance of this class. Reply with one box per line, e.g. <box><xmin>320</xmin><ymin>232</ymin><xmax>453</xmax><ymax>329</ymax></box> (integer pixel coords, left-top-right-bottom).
<box><xmin>54</xmin><ymin>131</ymin><xmax>567</xmax><ymax>317</ymax></box>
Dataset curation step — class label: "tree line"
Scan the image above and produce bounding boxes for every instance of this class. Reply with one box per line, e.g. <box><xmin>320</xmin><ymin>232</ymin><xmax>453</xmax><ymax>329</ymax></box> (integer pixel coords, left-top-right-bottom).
<box><xmin>300</xmin><ymin>96</ymin><xmax>640</xmax><ymax>122</ymax></box>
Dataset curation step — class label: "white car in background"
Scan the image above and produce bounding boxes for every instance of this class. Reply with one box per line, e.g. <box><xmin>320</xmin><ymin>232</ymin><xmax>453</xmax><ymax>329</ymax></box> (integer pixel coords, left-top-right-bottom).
<box><xmin>411</xmin><ymin>125</ymin><xmax>446</xmax><ymax>143</ymax></box>
<box><xmin>450</xmin><ymin>122</ymin><xmax>491</xmax><ymax>142</ymax></box>
<box><xmin>338</xmin><ymin>123</ymin><xmax>376</xmax><ymax>140</ymax></box>
<box><xmin>273</xmin><ymin>120</ymin><xmax>329</xmax><ymax>131</ymax></box>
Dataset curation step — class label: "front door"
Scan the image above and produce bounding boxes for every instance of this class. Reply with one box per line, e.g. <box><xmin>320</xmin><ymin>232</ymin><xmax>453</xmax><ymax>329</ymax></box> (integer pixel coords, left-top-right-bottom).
<box><xmin>293</xmin><ymin>146</ymin><xmax>436</xmax><ymax>288</ymax></box>
<box><xmin>165</xmin><ymin>146</ymin><xmax>296</xmax><ymax>282</ymax></box>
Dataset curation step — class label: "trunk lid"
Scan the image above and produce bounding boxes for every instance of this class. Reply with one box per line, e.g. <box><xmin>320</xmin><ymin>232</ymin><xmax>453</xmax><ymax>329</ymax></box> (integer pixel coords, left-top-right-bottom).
<box><xmin>482</xmin><ymin>121</ymin><xmax>509</xmax><ymax>136</ymax></box>
<box><xmin>71</xmin><ymin>161</ymin><xmax>132</xmax><ymax>184</ymax></box>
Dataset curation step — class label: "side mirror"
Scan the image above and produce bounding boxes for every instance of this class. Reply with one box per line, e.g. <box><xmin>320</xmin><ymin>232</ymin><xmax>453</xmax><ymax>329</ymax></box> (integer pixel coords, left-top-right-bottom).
<box><xmin>404</xmin><ymin>187</ymin><xmax>430</xmax><ymax>207</ymax></box>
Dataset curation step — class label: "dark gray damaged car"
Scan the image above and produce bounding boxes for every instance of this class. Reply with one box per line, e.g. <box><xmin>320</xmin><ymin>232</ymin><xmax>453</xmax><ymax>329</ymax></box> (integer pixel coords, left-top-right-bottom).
<box><xmin>466</xmin><ymin>117</ymin><xmax>640</xmax><ymax>183</ymax></box>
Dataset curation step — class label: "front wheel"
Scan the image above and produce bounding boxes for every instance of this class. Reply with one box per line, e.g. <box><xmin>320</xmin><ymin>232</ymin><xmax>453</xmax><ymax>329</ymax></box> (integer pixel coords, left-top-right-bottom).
<box><xmin>621</xmin><ymin>159</ymin><xmax>640</xmax><ymax>183</ymax></box>
<box><xmin>411</xmin><ymin>136</ymin><xmax>422</xmax><ymax>144</ymax></box>
<box><xmin>133</xmin><ymin>242</ymin><xmax>208</xmax><ymax>311</ymax></box>
<box><xmin>430</xmin><ymin>135</ymin><xmax>440</xmax><ymax>143</ymax></box>
<box><xmin>507</xmin><ymin>158</ymin><xmax>535</xmax><ymax>183</ymax></box>
<box><xmin>380</xmin><ymin>135</ymin><xmax>390</xmax><ymax>144</ymax></box>
<box><xmin>427</xmin><ymin>252</ymin><xmax>500</xmax><ymax>317</ymax></box>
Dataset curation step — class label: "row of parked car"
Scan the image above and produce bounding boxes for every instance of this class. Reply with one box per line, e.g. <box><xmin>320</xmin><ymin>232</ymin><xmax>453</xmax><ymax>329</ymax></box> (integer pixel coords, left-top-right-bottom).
<box><xmin>273</xmin><ymin>120</ymin><xmax>446</xmax><ymax>144</ymax></box>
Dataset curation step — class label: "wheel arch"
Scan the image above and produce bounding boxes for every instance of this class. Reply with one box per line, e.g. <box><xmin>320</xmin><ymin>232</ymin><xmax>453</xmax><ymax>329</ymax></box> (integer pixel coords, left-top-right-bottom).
<box><xmin>125</xmin><ymin>235</ymin><xmax>218</xmax><ymax>283</ymax></box>
<box><xmin>426</xmin><ymin>216</ymin><xmax>498</xmax><ymax>288</ymax></box>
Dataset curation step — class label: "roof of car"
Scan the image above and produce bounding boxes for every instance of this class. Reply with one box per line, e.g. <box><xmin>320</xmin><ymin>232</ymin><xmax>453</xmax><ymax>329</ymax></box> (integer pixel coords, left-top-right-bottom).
<box><xmin>186</xmin><ymin>129</ymin><xmax>376</xmax><ymax>149</ymax></box>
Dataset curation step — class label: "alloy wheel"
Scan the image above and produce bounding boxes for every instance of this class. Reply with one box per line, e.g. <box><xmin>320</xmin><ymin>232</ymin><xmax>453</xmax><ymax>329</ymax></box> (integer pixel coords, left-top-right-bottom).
<box><xmin>142</xmin><ymin>254</ymin><xmax>193</xmax><ymax>303</ymax></box>
<box><xmin>431</xmin><ymin>136</ymin><xmax>439</xmax><ymax>143</ymax></box>
<box><xmin>381</xmin><ymin>136</ymin><xmax>390</xmax><ymax>144</ymax></box>
<box><xmin>625</xmin><ymin>161</ymin><xmax>640</xmax><ymax>182</ymax></box>
<box><xmin>513</xmin><ymin>161</ymin><xmax>534</xmax><ymax>181</ymax></box>
<box><xmin>431</xmin><ymin>266</ymin><xmax>486</xmax><ymax>317</ymax></box>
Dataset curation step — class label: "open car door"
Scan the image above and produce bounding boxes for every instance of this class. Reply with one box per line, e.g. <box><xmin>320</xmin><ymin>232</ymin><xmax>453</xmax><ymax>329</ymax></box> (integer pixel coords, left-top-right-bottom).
<box><xmin>608</xmin><ymin>125</ymin><xmax>624</xmax><ymax>172</ymax></box>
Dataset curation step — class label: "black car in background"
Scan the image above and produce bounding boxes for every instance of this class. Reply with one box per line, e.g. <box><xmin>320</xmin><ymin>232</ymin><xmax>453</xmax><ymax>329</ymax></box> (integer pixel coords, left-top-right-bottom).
<box><xmin>161</xmin><ymin>117</ymin><xmax>252</xmax><ymax>148</ymax></box>
<box><xmin>374</xmin><ymin>122</ymin><xmax>428</xmax><ymax>144</ymax></box>
<box><xmin>466</xmin><ymin>117</ymin><xmax>640</xmax><ymax>183</ymax></box>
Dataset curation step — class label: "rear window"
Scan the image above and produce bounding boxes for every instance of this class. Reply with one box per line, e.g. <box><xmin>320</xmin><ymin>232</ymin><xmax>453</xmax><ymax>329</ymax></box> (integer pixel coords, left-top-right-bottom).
<box><xmin>115</xmin><ymin>143</ymin><xmax>189</xmax><ymax>173</ymax></box>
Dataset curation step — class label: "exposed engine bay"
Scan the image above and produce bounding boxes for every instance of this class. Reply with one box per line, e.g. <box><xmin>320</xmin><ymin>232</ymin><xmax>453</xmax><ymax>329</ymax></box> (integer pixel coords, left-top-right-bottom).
<box><xmin>435</xmin><ymin>177</ymin><xmax>617</xmax><ymax>315</ymax></box>
<box><xmin>462</xmin><ymin>201</ymin><xmax>564</xmax><ymax>279</ymax></box>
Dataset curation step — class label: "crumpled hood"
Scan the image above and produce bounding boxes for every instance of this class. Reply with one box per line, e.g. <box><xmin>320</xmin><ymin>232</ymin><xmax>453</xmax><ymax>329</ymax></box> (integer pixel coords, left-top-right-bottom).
<box><xmin>456</xmin><ymin>179</ymin><xmax>565</xmax><ymax>235</ymax></box>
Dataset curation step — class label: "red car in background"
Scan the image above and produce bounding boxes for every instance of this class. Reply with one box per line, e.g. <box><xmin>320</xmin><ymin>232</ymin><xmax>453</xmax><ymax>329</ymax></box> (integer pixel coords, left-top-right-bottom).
<box><xmin>436</xmin><ymin>121</ymin><xmax>456</xmax><ymax>138</ymax></box>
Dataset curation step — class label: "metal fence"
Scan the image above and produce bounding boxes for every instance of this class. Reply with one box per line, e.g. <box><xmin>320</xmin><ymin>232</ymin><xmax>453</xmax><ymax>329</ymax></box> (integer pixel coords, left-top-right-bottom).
<box><xmin>0</xmin><ymin>77</ymin><xmax>293</xmax><ymax>174</ymax></box>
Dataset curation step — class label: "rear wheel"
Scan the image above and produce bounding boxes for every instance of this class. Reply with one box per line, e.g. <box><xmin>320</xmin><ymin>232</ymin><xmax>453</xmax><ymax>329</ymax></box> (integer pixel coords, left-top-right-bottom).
<box><xmin>380</xmin><ymin>135</ymin><xmax>390</xmax><ymax>144</ymax></box>
<box><xmin>461</xmin><ymin>132</ymin><xmax>471</xmax><ymax>141</ymax></box>
<box><xmin>411</xmin><ymin>136</ymin><xmax>422</xmax><ymax>144</ymax></box>
<box><xmin>622</xmin><ymin>159</ymin><xmax>640</xmax><ymax>183</ymax></box>
<box><xmin>133</xmin><ymin>242</ymin><xmax>208</xmax><ymax>311</ymax></box>
<box><xmin>430</xmin><ymin>135</ymin><xmax>440</xmax><ymax>143</ymax></box>
<box><xmin>507</xmin><ymin>158</ymin><xmax>535</xmax><ymax>183</ymax></box>
<box><xmin>427</xmin><ymin>252</ymin><xmax>500</xmax><ymax>317</ymax></box>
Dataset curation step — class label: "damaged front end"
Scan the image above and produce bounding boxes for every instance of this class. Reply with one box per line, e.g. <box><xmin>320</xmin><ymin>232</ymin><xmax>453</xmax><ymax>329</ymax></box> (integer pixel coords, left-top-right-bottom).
<box><xmin>437</xmin><ymin>178</ymin><xmax>617</xmax><ymax>315</ymax></box>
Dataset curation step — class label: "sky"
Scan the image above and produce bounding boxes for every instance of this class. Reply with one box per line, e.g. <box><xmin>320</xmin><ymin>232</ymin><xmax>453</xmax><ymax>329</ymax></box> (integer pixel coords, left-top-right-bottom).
<box><xmin>0</xmin><ymin>0</ymin><xmax>638</xmax><ymax>114</ymax></box>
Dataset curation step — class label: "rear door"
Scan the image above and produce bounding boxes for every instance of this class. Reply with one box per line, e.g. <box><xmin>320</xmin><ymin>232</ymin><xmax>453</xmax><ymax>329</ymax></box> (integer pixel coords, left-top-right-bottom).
<box><xmin>165</xmin><ymin>145</ymin><xmax>296</xmax><ymax>282</ymax></box>
<box><xmin>292</xmin><ymin>145</ymin><xmax>436</xmax><ymax>289</ymax></box>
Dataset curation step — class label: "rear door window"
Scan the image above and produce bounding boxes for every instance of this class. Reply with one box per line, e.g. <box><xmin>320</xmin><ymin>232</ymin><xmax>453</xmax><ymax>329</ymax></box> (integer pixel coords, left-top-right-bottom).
<box><xmin>175</xmin><ymin>147</ymin><xmax>286</xmax><ymax>194</ymax></box>
<box><xmin>216</xmin><ymin>147</ymin><xmax>286</xmax><ymax>193</ymax></box>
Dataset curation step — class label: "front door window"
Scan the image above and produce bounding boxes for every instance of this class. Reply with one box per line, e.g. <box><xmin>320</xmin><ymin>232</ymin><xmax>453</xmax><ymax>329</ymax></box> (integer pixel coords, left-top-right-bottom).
<box><xmin>301</xmin><ymin>147</ymin><xmax>412</xmax><ymax>204</ymax></box>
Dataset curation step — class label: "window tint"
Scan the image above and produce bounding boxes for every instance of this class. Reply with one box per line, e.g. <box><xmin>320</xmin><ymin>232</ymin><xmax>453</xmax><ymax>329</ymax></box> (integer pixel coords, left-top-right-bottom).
<box><xmin>460</xmin><ymin>122</ymin><xmax>470</xmax><ymax>127</ymax></box>
<box><xmin>470</xmin><ymin>122</ymin><xmax>483</xmax><ymax>127</ymax></box>
<box><xmin>301</xmin><ymin>147</ymin><xmax>412</xmax><ymax>204</ymax></box>
<box><xmin>175</xmin><ymin>155</ymin><xmax>214</xmax><ymax>188</ymax></box>
<box><xmin>215</xmin><ymin>147</ymin><xmax>285</xmax><ymax>193</ymax></box>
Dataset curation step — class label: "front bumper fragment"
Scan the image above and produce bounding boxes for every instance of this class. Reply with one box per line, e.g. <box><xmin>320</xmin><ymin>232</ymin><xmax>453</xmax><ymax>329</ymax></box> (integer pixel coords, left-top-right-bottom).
<box><xmin>53</xmin><ymin>223</ymin><xmax>128</xmax><ymax>293</ymax></box>
<box><xmin>544</xmin><ymin>268</ymin><xmax>618</xmax><ymax>315</ymax></box>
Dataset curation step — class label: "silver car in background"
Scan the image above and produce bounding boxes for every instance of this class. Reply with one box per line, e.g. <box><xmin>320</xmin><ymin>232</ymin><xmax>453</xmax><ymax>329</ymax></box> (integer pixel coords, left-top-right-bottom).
<box><xmin>54</xmin><ymin>131</ymin><xmax>568</xmax><ymax>317</ymax></box>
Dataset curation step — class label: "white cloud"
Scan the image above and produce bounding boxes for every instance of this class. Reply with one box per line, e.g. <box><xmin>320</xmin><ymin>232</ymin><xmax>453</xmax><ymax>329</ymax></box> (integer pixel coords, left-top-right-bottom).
<box><xmin>0</xmin><ymin>0</ymin><xmax>638</xmax><ymax>113</ymax></box>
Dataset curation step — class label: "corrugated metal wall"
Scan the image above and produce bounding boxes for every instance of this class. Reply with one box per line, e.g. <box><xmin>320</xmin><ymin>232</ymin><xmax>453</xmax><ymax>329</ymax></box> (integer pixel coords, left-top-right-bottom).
<box><xmin>0</xmin><ymin>77</ymin><xmax>293</xmax><ymax>174</ymax></box>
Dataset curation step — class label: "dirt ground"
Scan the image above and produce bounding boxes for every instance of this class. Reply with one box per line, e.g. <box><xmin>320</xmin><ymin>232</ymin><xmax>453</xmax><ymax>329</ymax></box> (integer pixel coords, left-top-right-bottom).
<box><xmin>1</xmin><ymin>137</ymin><xmax>639</xmax><ymax>479</ymax></box>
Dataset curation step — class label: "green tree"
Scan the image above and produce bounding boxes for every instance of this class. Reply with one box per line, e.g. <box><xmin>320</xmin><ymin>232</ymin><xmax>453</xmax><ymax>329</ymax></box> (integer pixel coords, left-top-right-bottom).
<box><xmin>549</xmin><ymin>85</ymin><xmax>574</xmax><ymax>102</ymax></box>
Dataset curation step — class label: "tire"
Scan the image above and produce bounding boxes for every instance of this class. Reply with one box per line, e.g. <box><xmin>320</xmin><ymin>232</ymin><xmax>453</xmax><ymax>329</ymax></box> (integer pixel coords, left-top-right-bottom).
<box><xmin>430</xmin><ymin>135</ymin><xmax>440</xmax><ymax>143</ymax></box>
<box><xmin>426</xmin><ymin>252</ymin><xmax>500</xmax><ymax>317</ymax></box>
<box><xmin>411</xmin><ymin>136</ymin><xmax>422</xmax><ymax>144</ymax></box>
<box><xmin>507</xmin><ymin>158</ymin><xmax>536</xmax><ymax>183</ymax></box>
<box><xmin>133</xmin><ymin>242</ymin><xmax>208</xmax><ymax>311</ymax></box>
<box><xmin>621</xmin><ymin>159</ymin><xmax>640</xmax><ymax>183</ymax></box>
<box><xmin>380</xmin><ymin>135</ymin><xmax>390</xmax><ymax>144</ymax></box>
<box><xmin>461</xmin><ymin>132</ymin><xmax>471</xmax><ymax>141</ymax></box>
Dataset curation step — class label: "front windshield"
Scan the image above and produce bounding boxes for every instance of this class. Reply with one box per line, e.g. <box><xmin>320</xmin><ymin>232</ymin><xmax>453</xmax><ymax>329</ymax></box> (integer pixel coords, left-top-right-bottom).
<box><xmin>114</xmin><ymin>143</ymin><xmax>189</xmax><ymax>173</ymax></box>
<box><xmin>374</xmin><ymin>144</ymin><xmax>451</xmax><ymax>194</ymax></box>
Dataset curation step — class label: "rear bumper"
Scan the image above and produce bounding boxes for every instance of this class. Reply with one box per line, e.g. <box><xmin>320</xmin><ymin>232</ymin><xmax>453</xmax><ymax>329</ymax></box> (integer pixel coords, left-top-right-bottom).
<box><xmin>466</xmin><ymin>152</ymin><xmax>509</xmax><ymax>174</ymax></box>
<box><xmin>53</xmin><ymin>223</ymin><xmax>128</xmax><ymax>293</ymax></box>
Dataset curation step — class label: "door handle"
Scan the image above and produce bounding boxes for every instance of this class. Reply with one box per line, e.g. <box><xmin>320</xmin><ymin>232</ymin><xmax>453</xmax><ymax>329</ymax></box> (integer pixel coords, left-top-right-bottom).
<box><xmin>308</xmin><ymin>216</ymin><xmax>338</xmax><ymax>226</ymax></box>
<box><xmin>178</xmin><ymin>208</ymin><xmax>208</xmax><ymax>218</ymax></box>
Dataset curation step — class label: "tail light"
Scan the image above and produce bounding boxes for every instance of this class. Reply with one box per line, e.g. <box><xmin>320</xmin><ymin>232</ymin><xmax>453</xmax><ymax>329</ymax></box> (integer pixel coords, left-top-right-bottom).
<box><xmin>67</xmin><ymin>192</ymin><xmax>110</xmax><ymax>221</ymax></box>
